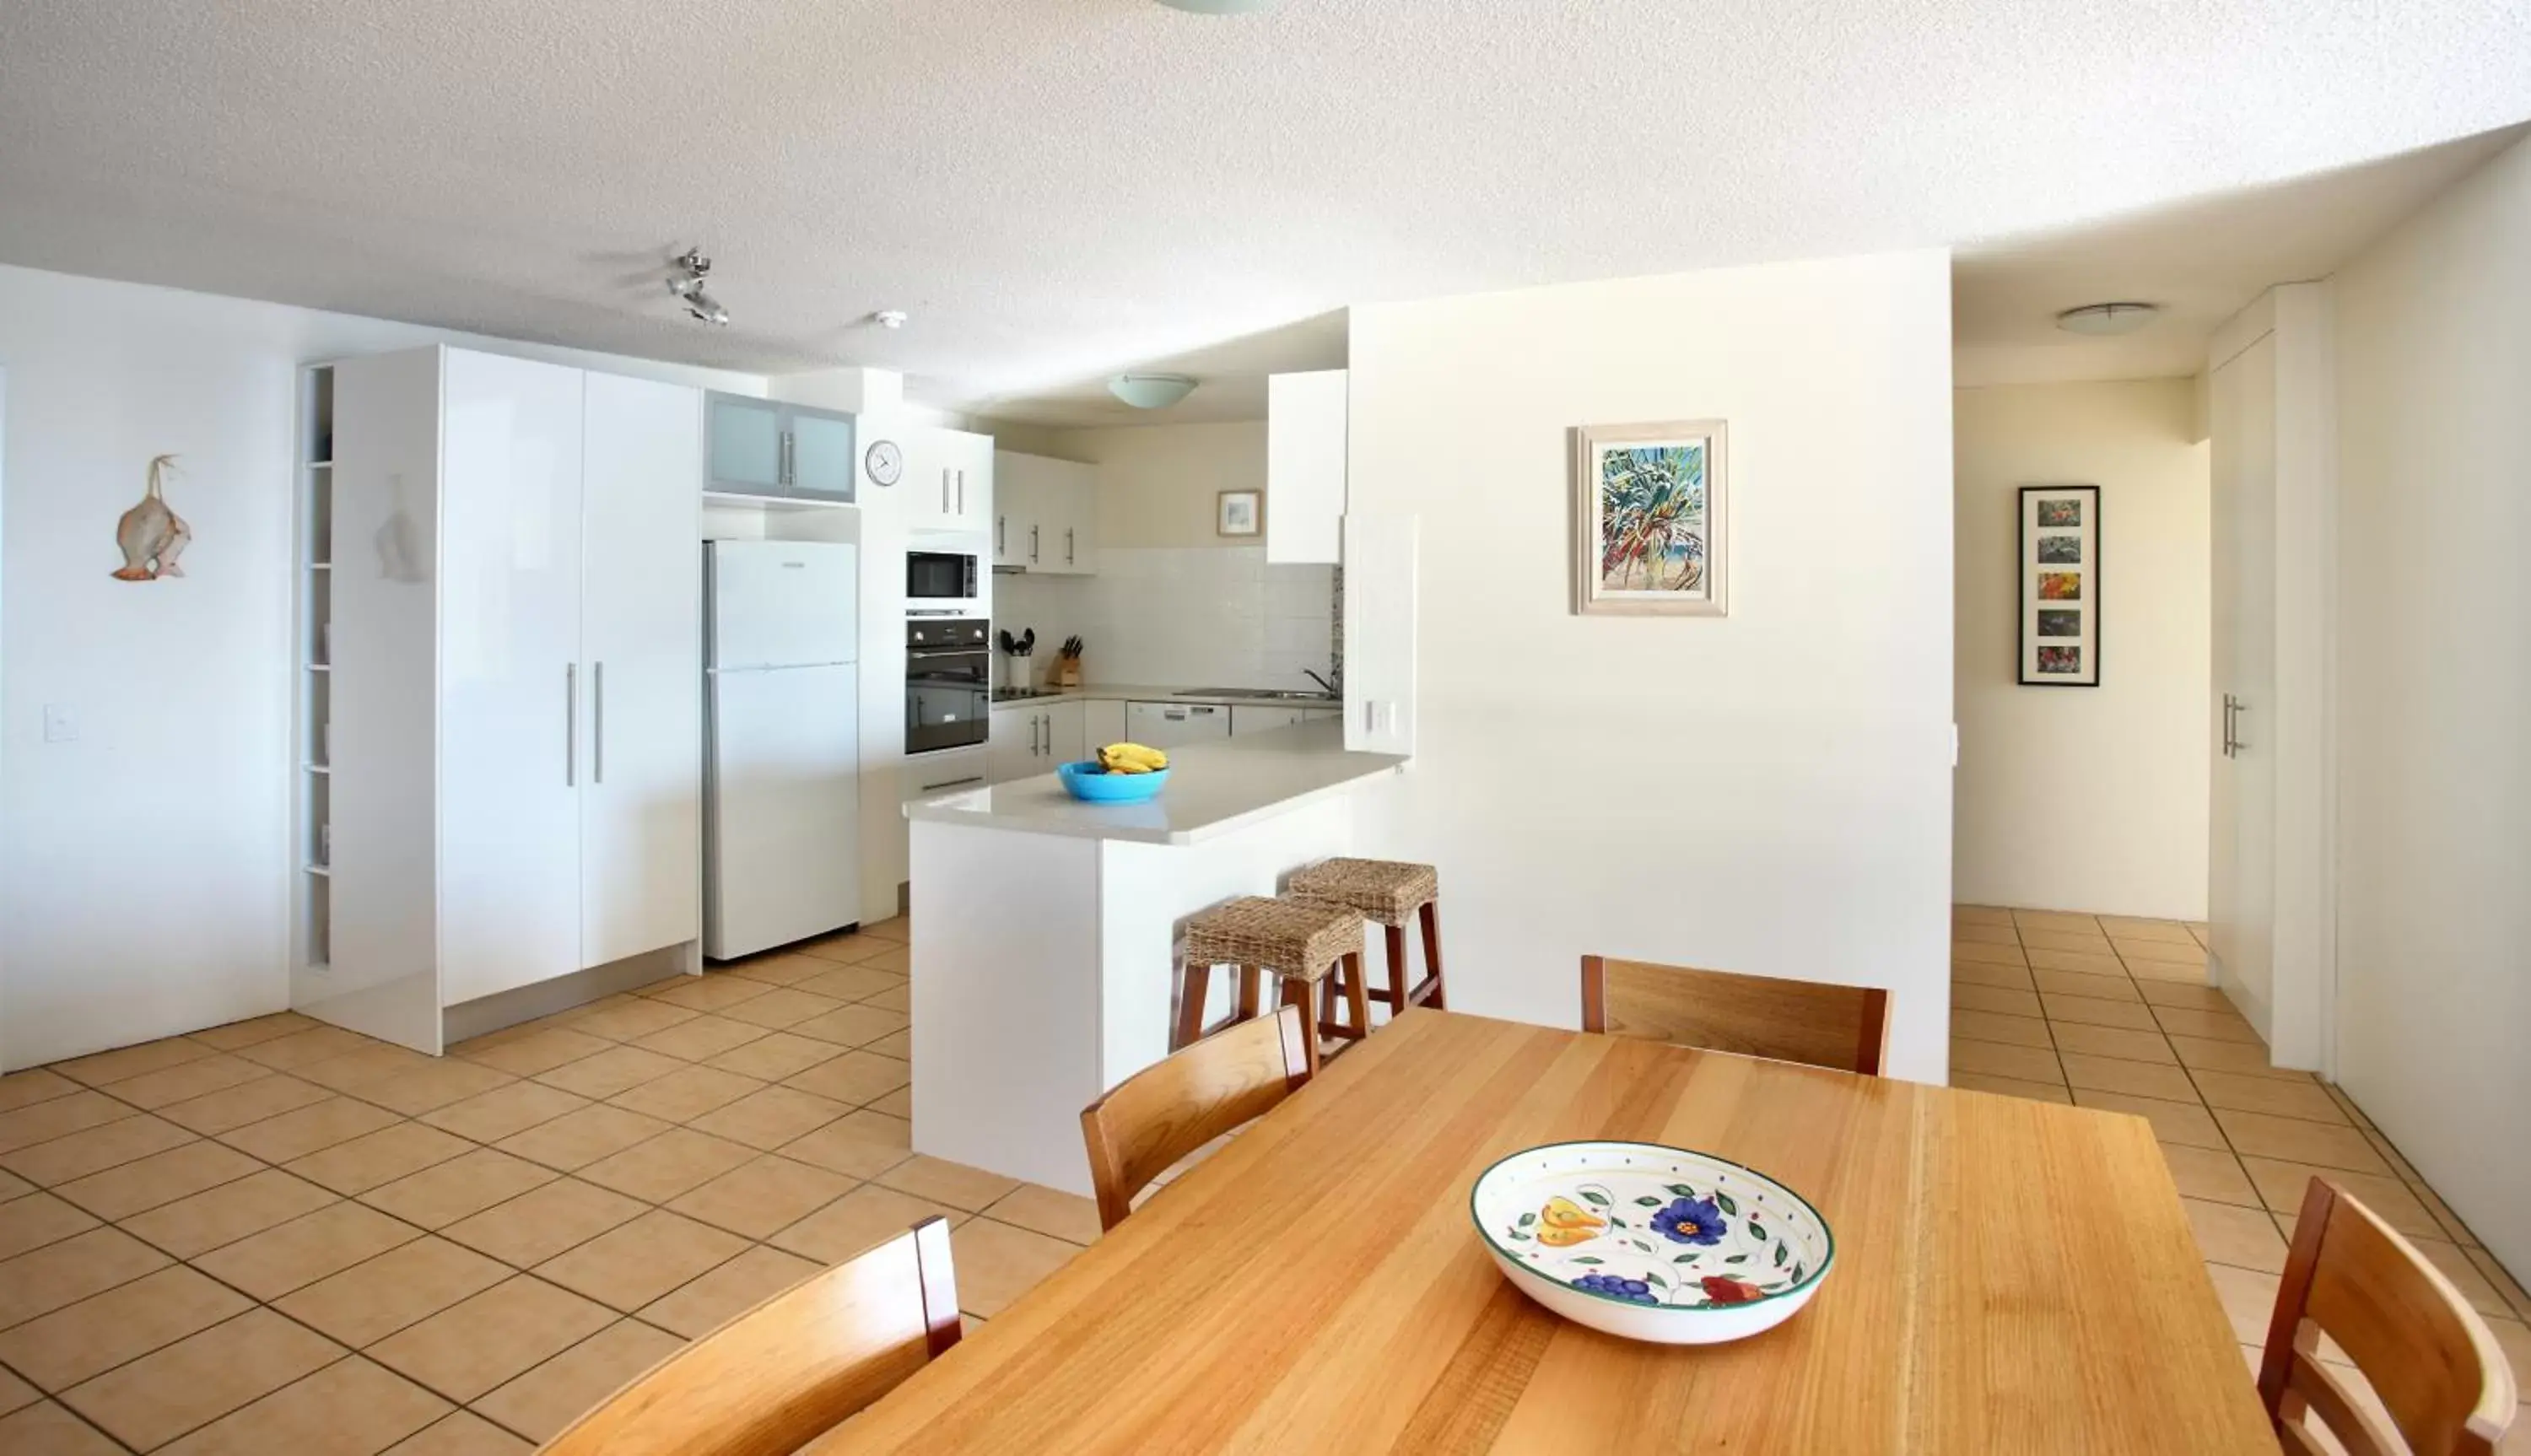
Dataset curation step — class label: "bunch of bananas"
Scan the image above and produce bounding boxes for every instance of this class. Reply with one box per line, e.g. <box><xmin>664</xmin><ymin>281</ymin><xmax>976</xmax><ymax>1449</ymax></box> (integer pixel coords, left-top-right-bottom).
<box><xmin>1094</xmin><ymin>742</ymin><xmax>1169</xmax><ymax>775</ymax></box>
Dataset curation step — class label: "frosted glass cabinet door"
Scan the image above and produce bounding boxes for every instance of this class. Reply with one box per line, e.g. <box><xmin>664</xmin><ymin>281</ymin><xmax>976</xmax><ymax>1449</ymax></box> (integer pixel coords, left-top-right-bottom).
<box><xmin>438</xmin><ymin>349</ymin><xmax>586</xmax><ymax>1006</ymax></box>
<box><xmin>707</xmin><ymin>392</ymin><xmax>784</xmax><ymax>495</ymax></box>
<box><xmin>787</xmin><ymin>407</ymin><xmax>857</xmax><ymax>503</ymax></box>
<box><xmin>581</xmin><ymin>373</ymin><xmax>704</xmax><ymax>968</ymax></box>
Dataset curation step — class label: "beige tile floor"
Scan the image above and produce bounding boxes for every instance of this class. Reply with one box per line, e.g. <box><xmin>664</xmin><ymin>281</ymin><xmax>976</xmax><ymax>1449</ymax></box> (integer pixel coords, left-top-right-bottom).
<box><xmin>1953</xmin><ymin>903</ymin><xmax>2530</xmax><ymax>1450</ymax></box>
<box><xmin>5</xmin><ymin>904</ymin><xmax>2521</xmax><ymax>1452</ymax></box>
<box><xmin>0</xmin><ymin>917</ymin><xmax>1113</xmax><ymax>1454</ymax></box>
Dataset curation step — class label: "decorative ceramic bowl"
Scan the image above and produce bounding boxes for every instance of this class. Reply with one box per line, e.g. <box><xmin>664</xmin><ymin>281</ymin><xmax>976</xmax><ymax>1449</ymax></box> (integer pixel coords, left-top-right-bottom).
<box><xmin>1057</xmin><ymin>761</ymin><xmax>1169</xmax><ymax>803</ymax></box>
<box><xmin>1469</xmin><ymin>1141</ymin><xmax>1835</xmax><ymax>1345</ymax></box>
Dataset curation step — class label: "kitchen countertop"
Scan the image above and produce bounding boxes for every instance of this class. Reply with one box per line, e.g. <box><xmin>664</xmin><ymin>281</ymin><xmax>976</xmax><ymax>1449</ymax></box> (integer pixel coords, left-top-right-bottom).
<box><xmin>902</xmin><ymin>718</ymin><xmax>1406</xmax><ymax>845</ymax></box>
<box><xmin>987</xmin><ymin>682</ymin><xmax>1341</xmax><ymax>709</ymax></box>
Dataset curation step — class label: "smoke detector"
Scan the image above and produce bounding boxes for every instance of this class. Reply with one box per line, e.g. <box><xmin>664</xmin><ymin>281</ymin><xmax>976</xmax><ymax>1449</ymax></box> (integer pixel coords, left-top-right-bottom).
<box><xmin>666</xmin><ymin>251</ymin><xmax>730</xmax><ymax>326</ymax></box>
<box><xmin>2055</xmin><ymin>302</ymin><xmax>2159</xmax><ymax>336</ymax></box>
<box><xmin>873</xmin><ymin>310</ymin><xmax>909</xmax><ymax>330</ymax></box>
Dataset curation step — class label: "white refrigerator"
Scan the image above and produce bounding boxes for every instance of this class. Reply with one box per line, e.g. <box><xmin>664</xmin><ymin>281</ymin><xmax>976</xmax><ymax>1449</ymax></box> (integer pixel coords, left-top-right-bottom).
<box><xmin>704</xmin><ymin>541</ymin><xmax>861</xmax><ymax>959</ymax></box>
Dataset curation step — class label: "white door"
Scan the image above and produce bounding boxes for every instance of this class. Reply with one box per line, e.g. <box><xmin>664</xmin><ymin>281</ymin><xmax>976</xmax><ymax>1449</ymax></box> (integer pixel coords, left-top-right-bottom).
<box><xmin>992</xmin><ymin>451</ymin><xmax>1038</xmax><ymax>569</ymax></box>
<box><xmin>706</xmin><ymin>664</ymin><xmax>861</xmax><ymax>957</ymax></box>
<box><xmin>941</xmin><ymin>429</ymin><xmax>994</xmax><ymax>533</ymax></box>
<box><xmin>2209</xmin><ymin>335</ymin><xmax>2278</xmax><ymax>1020</ymax></box>
<box><xmin>710</xmin><ymin>542</ymin><xmax>859</xmax><ymax>669</ymax></box>
<box><xmin>988</xmin><ymin>705</ymin><xmax>1041</xmax><ymax>785</ymax></box>
<box><xmin>438</xmin><ymin>350</ymin><xmax>586</xmax><ymax>1005</ymax></box>
<box><xmin>580</xmin><ymin>373</ymin><xmax>704</xmax><ymax>969</ymax></box>
<box><xmin>1268</xmin><ymin>369</ymin><xmax>1346</xmax><ymax>564</ymax></box>
<box><xmin>1048</xmin><ymin>461</ymin><xmax>1096</xmax><ymax>574</ymax></box>
<box><xmin>1041</xmin><ymin>701</ymin><xmax>1085</xmax><ymax>764</ymax></box>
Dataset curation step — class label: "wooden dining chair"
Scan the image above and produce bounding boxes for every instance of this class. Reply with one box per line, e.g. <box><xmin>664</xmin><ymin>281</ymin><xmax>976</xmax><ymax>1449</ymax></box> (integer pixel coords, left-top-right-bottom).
<box><xmin>538</xmin><ymin>1217</ymin><xmax>961</xmax><ymax>1456</ymax></box>
<box><xmin>1080</xmin><ymin>1002</ymin><xmax>1314</xmax><ymax>1232</ymax></box>
<box><xmin>2257</xmin><ymin>1178</ymin><xmax>2519</xmax><ymax>1456</ymax></box>
<box><xmin>1578</xmin><ymin>955</ymin><xmax>1890</xmax><ymax>1075</ymax></box>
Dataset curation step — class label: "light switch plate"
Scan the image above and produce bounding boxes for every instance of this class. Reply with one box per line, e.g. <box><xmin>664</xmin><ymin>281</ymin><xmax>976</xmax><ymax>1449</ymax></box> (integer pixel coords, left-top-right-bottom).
<box><xmin>42</xmin><ymin>704</ymin><xmax>78</xmax><ymax>742</ymax></box>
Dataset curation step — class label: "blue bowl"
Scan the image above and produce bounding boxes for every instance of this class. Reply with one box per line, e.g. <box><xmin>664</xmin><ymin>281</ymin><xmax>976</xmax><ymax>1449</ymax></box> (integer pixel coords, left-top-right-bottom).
<box><xmin>1058</xmin><ymin>761</ymin><xmax>1170</xmax><ymax>803</ymax></box>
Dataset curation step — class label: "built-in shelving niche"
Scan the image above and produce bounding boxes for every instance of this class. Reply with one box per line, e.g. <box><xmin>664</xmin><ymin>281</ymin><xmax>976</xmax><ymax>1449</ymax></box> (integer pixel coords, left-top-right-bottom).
<box><xmin>294</xmin><ymin>364</ymin><xmax>336</xmax><ymax>979</ymax></box>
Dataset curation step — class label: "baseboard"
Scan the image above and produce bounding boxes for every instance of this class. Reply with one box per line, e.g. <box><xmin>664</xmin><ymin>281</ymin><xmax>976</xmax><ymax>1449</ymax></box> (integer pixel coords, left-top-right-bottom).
<box><xmin>441</xmin><ymin>943</ymin><xmax>693</xmax><ymax>1046</ymax></box>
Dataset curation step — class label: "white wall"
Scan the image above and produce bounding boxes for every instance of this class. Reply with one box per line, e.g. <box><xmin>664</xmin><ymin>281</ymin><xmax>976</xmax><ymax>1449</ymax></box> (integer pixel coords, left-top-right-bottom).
<box><xmin>1048</xmin><ymin>421</ymin><xmax>1266</xmax><ymax>551</ymax></box>
<box><xmin>1344</xmin><ymin>251</ymin><xmax>1957</xmax><ymax>1081</ymax></box>
<box><xmin>1953</xmin><ymin>380</ymin><xmax>2210</xmax><ymax>919</ymax></box>
<box><xmin>0</xmin><ymin>262</ymin><xmax>762</xmax><ymax>1070</ymax></box>
<box><xmin>2330</xmin><ymin>134</ymin><xmax>2531</xmax><ymax>1274</ymax></box>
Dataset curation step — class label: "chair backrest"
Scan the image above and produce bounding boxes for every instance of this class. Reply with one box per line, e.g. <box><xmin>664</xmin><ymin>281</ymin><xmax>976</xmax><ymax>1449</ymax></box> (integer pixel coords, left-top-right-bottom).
<box><xmin>1579</xmin><ymin>956</ymin><xmax>1890</xmax><ymax>1075</ymax></box>
<box><xmin>1080</xmin><ymin>1003</ymin><xmax>1314</xmax><ymax>1231</ymax></box>
<box><xmin>538</xmin><ymin>1216</ymin><xmax>961</xmax><ymax>1456</ymax></box>
<box><xmin>2258</xmin><ymin>1178</ymin><xmax>2518</xmax><ymax>1456</ymax></box>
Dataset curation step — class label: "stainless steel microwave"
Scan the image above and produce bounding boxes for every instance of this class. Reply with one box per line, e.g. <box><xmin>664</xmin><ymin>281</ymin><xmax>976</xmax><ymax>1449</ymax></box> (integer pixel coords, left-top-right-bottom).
<box><xmin>905</xmin><ymin>549</ymin><xmax>980</xmax><ymax>614</ymax></box>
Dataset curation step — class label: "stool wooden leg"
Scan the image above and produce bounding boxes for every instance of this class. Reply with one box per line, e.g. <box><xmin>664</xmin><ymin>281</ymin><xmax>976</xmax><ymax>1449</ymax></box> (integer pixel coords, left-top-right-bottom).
<box><xmin>1175</xmin><ymin>960</ymin><xmax>1212</xmax><ymax>1049</ymax></box>
<box><xmin>1383</xmin><ymin>924</ymin><xmax>1411</xmax><ymax>1015</ymax></box>
<box><xmin>1281</xmin><ymin>976</ymin><xmax>1321</xmax><ymax>1075</ymax></box>
<box><xmin>1236</xmin><ymin>964</ymin><xmax>1261</xmax><ymax>1022</ymax></box>
<box><xmin>1417</xmin><ymin>900</ymin><xmax>1446</xmax><ymax>1010</ymax></box>
<box><xmin>1343</xmin><ymin>951</ymin><xmax>1372</xmax><ymax>1038</ymax></box>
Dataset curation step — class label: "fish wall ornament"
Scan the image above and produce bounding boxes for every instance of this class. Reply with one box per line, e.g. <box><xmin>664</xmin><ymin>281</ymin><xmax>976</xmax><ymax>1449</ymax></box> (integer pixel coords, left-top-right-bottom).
<box><xmin>111</xmin><ymin>454</ymin><xmax>192</xmax><ymax>581</ymax></box>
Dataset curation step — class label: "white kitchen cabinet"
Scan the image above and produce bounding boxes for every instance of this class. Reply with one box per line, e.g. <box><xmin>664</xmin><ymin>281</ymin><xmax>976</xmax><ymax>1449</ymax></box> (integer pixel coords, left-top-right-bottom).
<box><xmin>909</xmin><ymin>426</ymin><xmax>993</xmax><ymax>534</ymax></box>
<box><xmin>1228</xmin><ymin>704</ymin><xmax>1341</xmax><ymax>736</ymax></box>
<box><xmin>902</xmin><ymin>747</ymin><xmax>990</xmax><ymax>801</ymax></box>
<box><xmin>1267</xmin><ymin>369</ymin><xmax>1346</xmax><ymax>564</ymax></box>
<box><xmin>1082</xmin><ymin>699</ymin><xmax>1126</xmax><ymax>752</ymax></box>
<box><xmin>990</xmin><ymin>700</ymin><xmax>1084</xmax><ymax>783</ymax></box>
<box><xmin>1126</xmin><ymin>700</ymin><xmax>1231</xmax><ymax>750</ymax></box>
<box><xmin>580</xmin><ymin>371</ymin><xmax>705</xmax><ymax>969</ymax></box>
<box><xmin>704</xmin><ymin>392</ymin><xmax>855</xmax><ymax>504</ymax></box>
<box><xmin>325</xmin><ymin>345</ymin><xmax>705</xmax><ymax>1048</ymax></box>
<box><xmin>994</xmin><ymin>450</ymin><xmax>1098</xmax><ymax>574</ymax></box>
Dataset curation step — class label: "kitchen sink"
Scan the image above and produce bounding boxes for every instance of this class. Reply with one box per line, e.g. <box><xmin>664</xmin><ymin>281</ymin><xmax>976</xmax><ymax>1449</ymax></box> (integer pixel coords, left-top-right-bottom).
<box><xmin>1174</xmin><ymin>688</ymin><xmax>1341</xmax><ymax>702</ymax></box>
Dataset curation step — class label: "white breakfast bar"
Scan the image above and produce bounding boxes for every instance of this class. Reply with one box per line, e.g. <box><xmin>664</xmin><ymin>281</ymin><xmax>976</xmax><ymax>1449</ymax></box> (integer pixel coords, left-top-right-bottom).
<box><xmin>902</xmin><ymin>720</ymin><xmax>1410</xmax><ymax>1194</ymax></box>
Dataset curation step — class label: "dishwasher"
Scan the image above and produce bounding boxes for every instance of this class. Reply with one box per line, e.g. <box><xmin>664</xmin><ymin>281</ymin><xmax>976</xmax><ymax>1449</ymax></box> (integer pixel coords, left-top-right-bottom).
<box><xmin>1125</xmin><ymin>700</ymin><xmax>1230</xmax><ymax>750</ymax></box>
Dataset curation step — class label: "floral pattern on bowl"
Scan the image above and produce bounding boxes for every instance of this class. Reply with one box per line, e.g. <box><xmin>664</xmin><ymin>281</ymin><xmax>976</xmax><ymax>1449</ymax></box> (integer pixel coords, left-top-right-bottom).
<box><xmin>1469</xmin><ymin>1141</ymin><xmax>1835</xmax><ymax>1344</ymax></box>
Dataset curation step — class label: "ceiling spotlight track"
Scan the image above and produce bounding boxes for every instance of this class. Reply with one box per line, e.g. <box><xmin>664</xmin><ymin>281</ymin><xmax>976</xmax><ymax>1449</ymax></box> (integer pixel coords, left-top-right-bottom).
<box><xmin>666</xmin><ymin>249</ymin><xmax>730</xmax><ymax>326</ymax></box>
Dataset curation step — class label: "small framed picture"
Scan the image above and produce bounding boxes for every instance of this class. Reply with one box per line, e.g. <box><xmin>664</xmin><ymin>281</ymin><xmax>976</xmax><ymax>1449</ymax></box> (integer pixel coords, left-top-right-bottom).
<box><xmin>1217</xmin><ymin>489</ymin><xmax>1261</xmax><ymax>537</ymax></box>
<box><xmin>1572</xmin><ymin>418</ymin><xmax>1727</xmax><ymax>616</ymax></box>
<box><xmin>2019</xmin><ymin>484</ymin><xmax>2099</xmax><ymax>686</ymax></box>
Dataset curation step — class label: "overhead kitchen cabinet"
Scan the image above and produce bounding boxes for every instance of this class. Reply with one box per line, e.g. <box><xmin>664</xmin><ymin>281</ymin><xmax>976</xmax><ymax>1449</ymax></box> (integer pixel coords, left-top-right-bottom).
<box><xmin>996</xmin><ymin>450</ymin><xmax>1098</xmax><ymax>574</ymax></box>
<box><xmin>1267</xmin><ymin>369</ymin><xmax>1346</xmax><ymax>564</ymax></box>
<box><xmin>319</xmin><ymin>347</ymin><xmax>703</xmax><ymax>1052</ymax></box>
<box><xmin>706</xmin><ymin>391</ymin><xmax>856</xmax><ymax>504</ymax></box>
<box><xmin>908</xmin><ymin>426</ymin><xmax>994</xmax><ymax>533</ymax></box>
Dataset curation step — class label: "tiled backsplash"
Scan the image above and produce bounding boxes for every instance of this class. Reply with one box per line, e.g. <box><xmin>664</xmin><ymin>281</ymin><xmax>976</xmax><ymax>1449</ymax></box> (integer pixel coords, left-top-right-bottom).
<box><xmin>994</xmin><ymin>547</ymin><xmax>1336</xmax><ymax>691</ymax></box>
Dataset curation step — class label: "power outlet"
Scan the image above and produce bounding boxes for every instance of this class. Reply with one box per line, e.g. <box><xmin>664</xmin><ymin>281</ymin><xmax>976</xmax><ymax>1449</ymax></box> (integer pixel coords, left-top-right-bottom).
<box><xmin>42</xmin><ymin>704</ymin><xmax>78</xmax><ymax>742</ymax></box>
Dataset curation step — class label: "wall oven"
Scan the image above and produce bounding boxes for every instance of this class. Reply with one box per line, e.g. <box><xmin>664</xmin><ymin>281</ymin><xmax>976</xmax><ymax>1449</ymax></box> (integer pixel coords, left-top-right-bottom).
<box><xmin>905</xmin><ymin>617</ymin><xmax>990</xmax><ymax>754</ymax></box>
<box><xmin>906</xmin><ymin>548</ymin><xmax>981</xmax><ymax>615</ymax></box>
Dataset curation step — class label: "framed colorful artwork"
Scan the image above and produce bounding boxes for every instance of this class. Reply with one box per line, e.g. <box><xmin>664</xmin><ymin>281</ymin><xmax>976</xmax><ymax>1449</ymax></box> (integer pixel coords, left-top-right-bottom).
<box><xmin>1573</xmin><ymin>419</ymin><xmax>1727</xmax><ymax>616</ymax></box>
<box><xmin>2020</xmin><ymin>484</ymin><xmax>2098</xmax><ymax>686</ymax></box>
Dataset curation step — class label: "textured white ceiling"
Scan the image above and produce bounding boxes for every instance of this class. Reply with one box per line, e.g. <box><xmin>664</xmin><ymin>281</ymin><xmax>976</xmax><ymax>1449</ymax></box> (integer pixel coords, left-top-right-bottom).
<box><xmin>2</xmin><ymin>0</ymin><xmax>2526</xmax><ymax>420</ymax></box>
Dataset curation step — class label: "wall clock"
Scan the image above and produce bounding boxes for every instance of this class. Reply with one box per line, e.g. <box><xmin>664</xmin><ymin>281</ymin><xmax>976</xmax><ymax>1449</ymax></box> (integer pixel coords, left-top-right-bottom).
<box><xmin>864</xmin><ymin>439</ymin><xmax>904</xmax><ymax>488</ymax></box>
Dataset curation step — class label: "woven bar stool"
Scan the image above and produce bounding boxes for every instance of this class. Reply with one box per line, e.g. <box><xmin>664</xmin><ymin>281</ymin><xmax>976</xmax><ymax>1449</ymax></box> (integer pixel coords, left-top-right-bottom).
<box><xmin>1178</xmin><ymin>897</ymin><xmax>1368</xmax><ymax>1073</ymax></box>
<box><xmin>1286</xmin><ymin>858</ymin><xmax>1445</xmax><ymax>1023</ymax></box>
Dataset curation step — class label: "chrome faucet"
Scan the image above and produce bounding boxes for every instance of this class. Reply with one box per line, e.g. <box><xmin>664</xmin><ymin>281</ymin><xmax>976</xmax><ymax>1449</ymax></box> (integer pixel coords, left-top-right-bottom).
<box><xmin>1302</xmin><ymin>667</ymin><xmax>1339</xmax><ymax>696</ymax></box>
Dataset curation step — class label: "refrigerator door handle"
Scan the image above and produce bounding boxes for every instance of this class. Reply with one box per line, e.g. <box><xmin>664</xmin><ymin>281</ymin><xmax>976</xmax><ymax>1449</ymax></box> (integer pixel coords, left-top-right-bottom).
<box><xmin>593</xmin><ymin>661</ymin><xmax>605</xmax><ymax>784</ymax></box>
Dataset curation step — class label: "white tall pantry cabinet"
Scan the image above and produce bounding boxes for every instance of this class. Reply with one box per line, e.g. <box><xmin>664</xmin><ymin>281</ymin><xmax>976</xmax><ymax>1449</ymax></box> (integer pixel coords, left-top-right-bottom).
<box><xmin>313</xmin><ymin>347</ymin><xmax>702</xmax><ymax>1054</ymax></box>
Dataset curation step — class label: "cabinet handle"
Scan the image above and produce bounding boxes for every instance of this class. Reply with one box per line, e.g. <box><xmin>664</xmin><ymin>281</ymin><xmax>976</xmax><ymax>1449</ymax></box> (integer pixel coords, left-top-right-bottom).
<box><xmin>592</xmin><ymin>661</ymin><xmax>605</xmax><ymax>784</ymax></box>
<box><xmin>1066</xmin><ymin>527</ymin><xmax>1074</xmax><ymax>564</ymax></box>
<box><xmin>565</xmin><ymin>663</ymin><xmax>577</xmax><ymax>786</ymax></box>
<box><xmin>942</xmin><ymin>468</ymin><xmax>951</xmax><ymax>515</ymax></box>
<box><xmin>922</xmin><ymin>774</ymin><xmax>985</xmax><ymax>792</ymax></box>
<box><xmin>997</xmin><ymin>514</ymin><xmax>1006</xmax><ymax>557</ymax></box>
<box><xmin>1030</xmin><ymin>525</ymin><xmax>1039</xmax><ymax>563</ymax></box>
<box><xmin>2231</xmin><ymin>699</ymin><xmax>2249</xmax><ymax>754</ymax></box>
<box><xmin>958</xmin><ymin>469</ymin><xmax>966</xmax><ymax>515</ymax></box>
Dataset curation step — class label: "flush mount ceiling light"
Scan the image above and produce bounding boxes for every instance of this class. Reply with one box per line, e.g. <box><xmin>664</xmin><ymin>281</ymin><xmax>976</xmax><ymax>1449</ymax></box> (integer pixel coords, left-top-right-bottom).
<box><xmin>1108</xmin><ymin>374</ymin><xmax>1199</xmax><ymax>409</ymax></box>
<box><xmin>2055</xmin><ymin>302</ymin><xmax>2160</xmax><ymax>336</ymax></box>
<box><xmin>666</xmin><ymin>250</ymin><xmax>729</xmax><ymax>326</ymax></box>
<box><xmin>1155</xmin><ymin>0</ymin><xmax>1275</xmax><ymax>12</ymax></box>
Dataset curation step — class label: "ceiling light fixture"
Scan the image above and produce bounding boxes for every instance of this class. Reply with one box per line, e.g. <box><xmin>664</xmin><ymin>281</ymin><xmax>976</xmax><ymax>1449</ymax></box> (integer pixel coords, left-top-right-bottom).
<box><xmin>1155</xmin><ymin>0</ymin><xmax>1275</xmax><ymax>12</ymax></box>
<box><xmin>1108</xmin><ymin>374</ymin><xmax>1199</xmax><ymax>409</ymax></box>
<box><xmin>666</xmin><ymin>250</ymin><xmax>729</xmax><ymax>326</ymax></box>
<box><xmin>873</xmin><ymin>310</ymin><xmax>909</xmax><ymax>329</ymax></box>
<box><xmin>2055</xmin><ymin>302</ymin><xmax>2160</xmax><ymax>336</ymax></box>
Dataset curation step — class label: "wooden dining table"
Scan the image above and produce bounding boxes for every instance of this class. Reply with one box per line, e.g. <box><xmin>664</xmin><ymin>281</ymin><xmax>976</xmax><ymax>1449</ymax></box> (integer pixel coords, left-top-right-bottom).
<box><xmin>813</xmin><ymin>1008</ymin><xmax>2278</xmax><ymax>1453</ymax></box>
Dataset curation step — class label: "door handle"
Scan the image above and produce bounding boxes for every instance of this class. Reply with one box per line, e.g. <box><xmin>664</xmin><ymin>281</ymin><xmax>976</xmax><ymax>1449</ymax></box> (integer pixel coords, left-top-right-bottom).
<box><xmin>2231</xmin><ymin>699</ymin><xmax>2249</xmax><ymax>754</ymax></box>
<box><xmin>958</xmin><ymin>469</ymin><xmax>967</xmax><ymax>515</ymax></box>
<box><xmin>1066</xmin><ymin>527</ymin><xmax>1075</xmax><ymax>564</ymax></box>
<box><xmin>592</xmin><ymin>661</ymin><xmax>605</xmax><ymax>784</ymax></box>
<box><xmin>997</xmin><ymin>515</ymin><xmax>1006</xmax><ymax>557</ymax></box>
<box><xmin>565</xmin><ymin>663</ymin><xmax>577</xmax><ymax>786</ymax></box>
<box><xmin>1030</xmin><ymin>525</ymin><xmax>1039</xmax><ymax>563</ymax></box>
<box><xmin>942</xmin><ymin>468</ymin><xmax>951</xmax><ymax>514</ymax></box>
<box><xmin>2221</xmin><ymin>694</ymin><xmax>2234</xmax><ymax>757</ymax></box>
<box><xmin>922</xmin><ymin>774</ymin><xmax>985</xmax><ymax>792</ymax></box>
